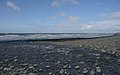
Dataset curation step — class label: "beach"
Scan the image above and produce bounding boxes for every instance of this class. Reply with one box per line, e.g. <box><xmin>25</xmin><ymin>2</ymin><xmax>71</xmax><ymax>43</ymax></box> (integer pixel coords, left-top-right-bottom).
<box><xmin>0</xmin><ymin>33</ymin><xmax>120</xmax><ymax>75</ymax></box>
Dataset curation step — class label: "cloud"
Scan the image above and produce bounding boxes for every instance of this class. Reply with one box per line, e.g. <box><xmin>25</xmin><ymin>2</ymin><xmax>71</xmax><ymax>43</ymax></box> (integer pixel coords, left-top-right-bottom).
<box><xmin>100</xmin><ymin>13</ymin><xmax>108</xmax><ymax>17</ymax></box>
<box><xmin>81</xmin><ymin>20</ymin><xmax>120</xmax><ymax>31</ymax></box>
<box><xmin>6</xmin><ymin>1</ymin><xmax>20</xmax><ymax>11</ymax></box>
<box><xmin>51</xmin><ymin>0</ymin><xmax>80</xmax><ymax>7</ymax></box>
<box><xmin>111</xmin><ymin>11</ymin><xmax>120</xmax><ymax>18</ymax></box>
<box><xmin>68</xmin><ymin>16</ymin><xmax>79</xmax><ymax>24</ymax></box>
<box><xmin>51</xmin><ymin>12</ymin><xmax>66</xmax><ymax>19</ymax></box>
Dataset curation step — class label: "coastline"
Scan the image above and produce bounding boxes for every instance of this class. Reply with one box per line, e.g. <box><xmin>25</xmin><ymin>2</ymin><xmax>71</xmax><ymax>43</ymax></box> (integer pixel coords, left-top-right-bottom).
<box><xmin>49</xmin><ymin>33</ymin><xmax>120</xmax><ymax>55</ymax></box>
<box><xmin>0</xmin><ymin>33</ymin><xmax>120</xmax><ymax>75</ymax></box>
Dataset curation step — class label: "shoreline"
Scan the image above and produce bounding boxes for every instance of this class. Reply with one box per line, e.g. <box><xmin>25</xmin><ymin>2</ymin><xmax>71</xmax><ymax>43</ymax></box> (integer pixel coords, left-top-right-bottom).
<box><xmin>0</xmin><ymin>33</ymin><xmax>118</xmax><ymax>42</ymax></box>
<box><xmin>0</xmin><ymin>33</ymin><xmax>120</xmax><ymax>75</ymax></box>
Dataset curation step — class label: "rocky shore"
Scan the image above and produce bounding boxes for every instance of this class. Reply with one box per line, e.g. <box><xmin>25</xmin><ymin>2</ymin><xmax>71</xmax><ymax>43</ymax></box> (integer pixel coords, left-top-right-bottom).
<box><xmin>0</xmin><ymin>33</ymin><xmax>120</xmax><ymax>75</ymax></box>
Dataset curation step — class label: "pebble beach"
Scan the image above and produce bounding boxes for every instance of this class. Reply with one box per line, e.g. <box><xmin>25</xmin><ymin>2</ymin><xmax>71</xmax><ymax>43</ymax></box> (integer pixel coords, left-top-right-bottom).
<box><xmin>0</xmin><ymin>33</ymin><xmax>120</xmax><ymax>75</ymax></box>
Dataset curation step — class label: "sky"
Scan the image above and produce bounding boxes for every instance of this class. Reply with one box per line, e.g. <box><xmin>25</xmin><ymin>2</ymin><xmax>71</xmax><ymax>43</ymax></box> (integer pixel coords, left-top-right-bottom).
<box><xmin>0</xmin><ymin>0</ymin><xmax>120</xmax><ymax>33</ymax></box>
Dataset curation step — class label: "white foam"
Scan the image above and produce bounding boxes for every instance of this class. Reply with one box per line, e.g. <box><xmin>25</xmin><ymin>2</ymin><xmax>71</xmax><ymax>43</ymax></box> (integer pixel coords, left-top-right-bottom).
<box><xmin>0</xmin><ymin>33</ymin><xmax>114</xmax><ymax>41</ymax></box>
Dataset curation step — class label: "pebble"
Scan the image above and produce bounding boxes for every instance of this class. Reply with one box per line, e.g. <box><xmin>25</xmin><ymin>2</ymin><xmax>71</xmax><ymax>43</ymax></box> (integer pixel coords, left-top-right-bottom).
<box><xmin>3</xmin><ymin>67</ymin><xmax>10</xmax><ymax>71</ymax></box>
<box><xmin>96</xmin><ymin>67</ymin><xmax>101</xmax><ymax>73</ymax></box>
<box><xmin>55</xmin><ymin>61</ymin><xmax>61</xmax><ymax>66</ymax></box>
<box><xmin>48</xmin><ymin>72</ymin><xmax>53</xmax><ymax>75</ymax></box>
<box><xmin>57</xmin><ymin>61</ymin><xmax>61</xmax><ymax>64</ymax></box>
<box><xmin>28</xmin><ymin>73</ymin><xmax>36</xmax><ymax>75</ymax></box>
<box><xmin>20</xmin><ymin>63</ymin><xmax>29</xmax><ymax>67</ymax></box>
<box><xmin>9</xmin><ymin>65</ymin><xmax>14</xmax><ymax>69</ymax></box>
<box><xmin>96</xmin><ymin>57</ymin><xmax>100</xmax><ymax>59</ymax></box>
<box><xmin>59</xmin><ymin>69</ymin><xmax>65</xmax><ymax>75</ymax></box>
<box><xmin>75</xmin><ymin>65</ymin><xmax>80</xmax><ymax>69</ymax></box>
<box><xmin>14</xmin><ymin>59</ymin><xmax>18</xmax><ymax>62</ymax></box>
<box><xmin>33</xmin><ymin>64</ymin><xmax>38</xmax><ymax>67</ymax></box>
<box><xmin>68</xmin><ymin>65</ymin><xmax>72</xmax><ymax>69</ymax></box>
<box><xmin>80</xmin><ymin>61</ymin><xmax>84</xmax><ymax>64</ymax></box>
<box><xmin>0</xmin><ymin>67</ymin><xmax>3</xmax><ymax>70</ymax></box>
<box><xmin>63</xmin><ymin>65</ymin><xmax>67</xmax><ymax>69</ymax></box>
<box><xmin>46</xmin><ymin>65</ymin><xmax>51</xmax><ymax>69</ymax></box>
<box><xmin>82</xmin><ymin>68</ymin><xmax>88</xmax><ymax>74</ymax></box>
<box><xmin>29</xmin><ymin>66</ymin><xmax>34</xmax><ymax>69</ymax></box>
<box><xmin>0</xmin><ymin>61</ymin><xmax>4</xmax><ymax>64</ymax></box>
<box><xmin>39</xmin><ymin>69</ymin><xmax>43</xmax><ymax>72</ymax></box>
<box><xmin>90</xmin><ymin>69</ymin><xmax>95</xmax><ymax>75</ymax></box>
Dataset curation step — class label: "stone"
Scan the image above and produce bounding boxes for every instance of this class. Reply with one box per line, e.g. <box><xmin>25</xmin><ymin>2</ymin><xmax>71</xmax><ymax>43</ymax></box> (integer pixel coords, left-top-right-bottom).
<box><xmin>57</xmin><ymin>61</ymin><xmax>61</xmax><ymax>64</ymax></box>
<box><xmin>83</xmin><ymin>68</ymin><xmax>88</xmax><ymax>74</ymax></box>
<box><xmin>9</xmin><ymin>65</ymin><xmax>14</xmax><ymax>69</ymax></box>
<box><xmin>90</xmin><ymin>69</ymin><xmax>95</xmax><ymax>75</ymax></box>
<box><xmin>67</xmin><ymin>72</ymin><xmax>71</xmax><ymax>75</ymax></box>
<box><xmin>39</xmin><ymin>69</ymin><xmax>43</xmax><ymax>72</ymax></box>
<box><xmin>48</xmin><ymin>72</ymin><xmax>53</xmax><ymax>75</ymax></box>
<box><xmin>14</xmin><ymin>59</ymin><xmax>18</xmax><ymax>62</ymax></box>
<box><xmin>96</xmin><ymin>67</ymin><xmax>101</xmax><ymax>73</ymax></box>
<box><xmin>3</xmin><ymin>67</ymin><xmax>10</xmax><ymax>71</ymax></box>
<box><xmin>46</xmin><ymin>65</ymin><xmax>51</xmax><ymax>69</ymax></box>
<box><xmin>29</xmin><ymin>73</ymin><xmax>36</xmax><ymax>75</ymax></box>
<box><xmin>63</xmin><ymin>65</ymin><xmax>67</xmax><ymax>69</ymax></box>
<box><xmin>0</xmin><ymin>67</ymin><xmax>3</xmax><ymax>70</ymax></box>
<box><xmin>68</xmin><ymin>65</ymin><xmax>72</xmax><ymax>69</ymax></box>
<box><xmin>0</xmin><ymin>62</ymin><xmax>4</xmax><ymax>64</ymax></box>
<box><xmin>29</xmin><ymin>66</ymin><xmax>34</xmax><ymax>69</ymax></box>
<box><xmin>33</xmin><ymin>64</ymin><xmax>38</xmax><ymax>67</ymax></box>
<box><xmin>75</xmin><ymin>66</ymin><xmax>80</xmax><ymax>69</ymax></box>
<box><xmin>20</xmin><ymin>63</ymin><xmax>29</xmax><ymax>67</ymax></box>
<box><xmin>80</xmin><ymin>61</ymin><xmax>84</xmax><ymax>64</ymax></box>
<box><xmin>59</xmin><ymin>69</ymin><xmax>65</xmax><ymax>75</ymax></box>
<box><xmin>96</xmin><ymin>57</ymin><xmax>100</xmax><ymax>59</ymax></box>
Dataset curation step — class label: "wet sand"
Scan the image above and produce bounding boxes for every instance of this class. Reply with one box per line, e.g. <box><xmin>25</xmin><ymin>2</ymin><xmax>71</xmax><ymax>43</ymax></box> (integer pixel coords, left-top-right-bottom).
<box><xmin>0</xmin><ymin>33</ymin><xmax>120</xmax><ymax>75</ymax></box>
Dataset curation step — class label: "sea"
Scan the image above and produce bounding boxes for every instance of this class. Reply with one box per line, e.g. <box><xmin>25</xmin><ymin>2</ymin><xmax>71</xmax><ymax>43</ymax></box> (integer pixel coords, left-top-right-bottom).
<box><xmin>0</xmin><ymin>33</ymin><xmax>115</xmax><ymax>41</ymax></box>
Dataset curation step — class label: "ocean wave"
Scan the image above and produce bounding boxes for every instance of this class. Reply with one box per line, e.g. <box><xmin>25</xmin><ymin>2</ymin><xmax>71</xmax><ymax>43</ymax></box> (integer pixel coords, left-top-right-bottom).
<box><xmin>0</xmin><ymin>33</ymin><xmax>114</xmax><ymax>41</ymax></box>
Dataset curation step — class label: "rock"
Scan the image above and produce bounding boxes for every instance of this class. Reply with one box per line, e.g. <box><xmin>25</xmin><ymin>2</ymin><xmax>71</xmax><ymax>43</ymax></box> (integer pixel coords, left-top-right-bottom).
<box><xmin>64</xmin><ymin>62</ymin><xmax>68</xmax><ymax>65</ymax></box>
<box><xmin>4</xmin><ymin>59</ymin><xmax>8</xmax><ymax>62</ymax></box>
<box><xmin>23</xmin><ymin>70</ymin><xmax>27</xmax><ymax>74</ymax></box>
<box><xmin>82</xmin><ymin>68</ymin><xmax>88</xmax><ymax>74</ymax></box>
<box><xmin>68</xmin><ymin>65</ymin><xmax>72</xmax><ymax>69</ymax></box>
<box><xmin>59</xmin><ymin>69</ymin><xmax>65</xmax><ymax>75</ymax></box>
<box><xmin>33</xmin><ymin>64</ymin><xmax>38</xmax><ymax>67</ymax></box>
<box><xmin>57</xmin><ymin>61</ymin><xmax>61</xmax><ymax>64</ymax></box>
<box><xmin>48</xmin><ymin>72</ymin><xmax>53</xmax><ymax>75</ymax></box>
<box><xmin>101</xmin><ymin>49</ymin><xmax>106</xmax><ymax>52</ymax></box>
<box><xmin>28</xmin><ymin>73</ymin><xmax>36</xmax><ymax>75</ymax></box>
<box><xmin>14</xmin><ymin>59</ymin><xmax>18</xmax><ymax>62</ymax></box>
<box><xmin>29</xmin><ymin>66</ymin><xmax>34</xmax><ymax>69</ymax></box>
<box><xmin>39</xmin><ymin>69</ymin><xmax>43</xmax><ymax>72</ymax></box>
<box><xmin>46</xmin><ymin>59</ymin><xmax>49</xmax><ymax>62</ymax></box>
<box><xmin>0</xmin><ymin>67</ymin><xmax>3</xmax><ymax>70</ymax></box>
<box><xmin>67</xmin><ymin>72</ymin><xmax>71</xmax><ymax>75</ymax></box>
<box><xmin>68</xmin><ymin>59</ymin><xmax>71</xmax><ymax>62</ymax></box>
<box><xmin>0</xmin><ymin>61</ymin><xmax>4</xmax><ymax>64</ymax></box>
<box><xmin>9</xmin><ymin>65</ymin><xmax>14</xmax><ymax>69</ymax></box>
<box><xmin>3</xmin><ymin>67</ymin><xmax>10</xmax><ymax>71</ymax></box>
<box><xmin>95</xmin><ymin>63</ymin><xmax>98</xmax><ymax>66</ymax></box>
<box><xmin>75</xmin><ymin>66</ymin><xmax>80</xmax><ymax>69</ymax></box>
<box><xmin>14</xmin><ymin>56</ymin><xmax>18</xmax><ymax>59</ymax></box>
<box><xmin>96</xmin><ymin>57</ymin><xmax>100</xmax><ymax>59</ymax></box>
<box><xmin>20</xmin><ymin>63</ymin><xmax>29</xmax><ymax>67</ymax></box>
<box><xmin>96</xmin><ymin>67</ymin><xmax>101</xmax><ymax>73</ymax></box>
<box><xmin>63</xmin><ymin>65</ymin><xmax>67</xmax><ymax>69</ymax></box>
<box><xmin>55</xmin><ymin>61</ymin><xmax>61</xmax><ymax>66</ymax></box>
<box><xmin>46</xmin><ymin>65</ymin><xmax>51</xmax><ymax>69</ymax></box>
<box><xmin>90</xmin><ymin>69</ymin><xmax>95</xmax><ymax>75</ymax></box>
<box><xmin>80</xmin><ymin>61</ymin><xmax>84</xmax><ymax>64</ymax></box>
<box><xmin>78</xmin><ymin>69</ymin><xmax>81</xmax><ymax>73</ymax></box>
